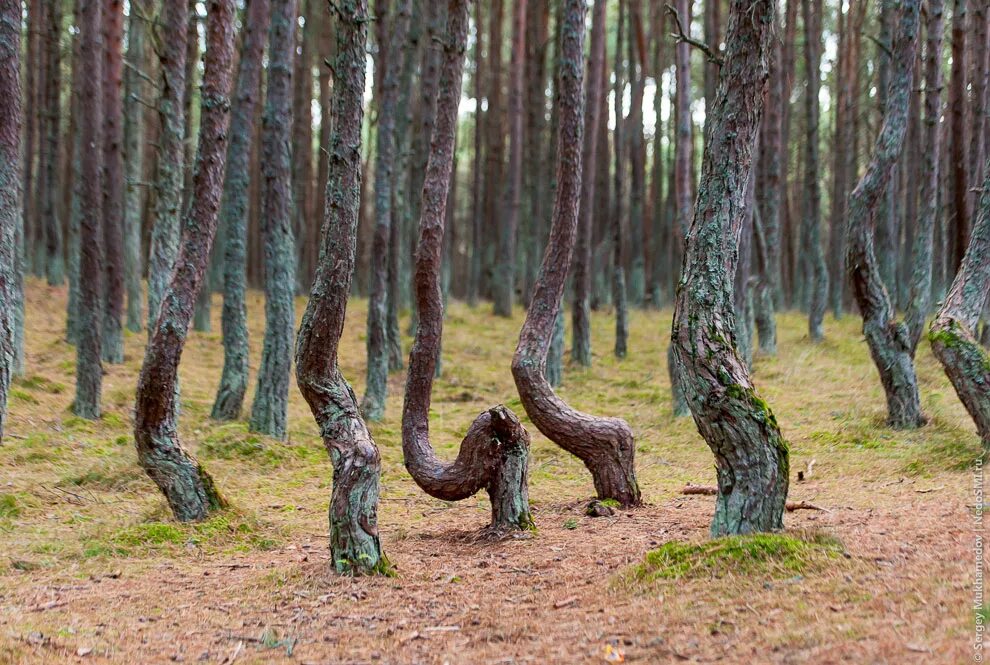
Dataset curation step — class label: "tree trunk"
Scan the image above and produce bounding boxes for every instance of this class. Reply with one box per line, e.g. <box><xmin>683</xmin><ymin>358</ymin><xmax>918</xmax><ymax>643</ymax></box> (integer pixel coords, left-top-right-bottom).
<box><xmin>513</xmin><ymin>0</ymin><xmax>641</xmax><ymax>509</ymax></box>
<box><xmin>648</xmin><ymin>3</ymin><xmax>667</xmax><ymax>307</ymax></box>
<box><xmin>65</xmin><ymin>0</ymin><xmax>83</xmax><ymax>346</ymax></box>
<box><xmin>101</xmin><ymin>0</ymin><xmax>125</xmax><ymax>364</ymax></box>
<box><xmin>39</xmin><ymin>0</ymin><xmax>63</xmax><ymax>287</ymax></box>
<box><xmin>147</xmin><ymin>0</ymin><xmax>190</xmax><ymax>330</ymax></box>
<box><xmin>123</xmin><ymin>0</ymin><xmax>150</xmax><ymax>332</ymax></box>
<box><xmin>0</xmin><ymin>0</ymin><xmax>22</xmax><ymax>444</ymax></box>
<box><xmin>930</xmin><ymin>156</ymin><xmax>990</xmax><ymax>451</ymax></box>
<box><xmin>291</xmin><ymin>0</ymin><xmax>315</xmax><ymax>294</ymax></box>
<box><xmin>482</xmin><ymin>0</ymin><xmax>505</xmax><ymax>302</ymax></box>
<box><xmin>296</xmin><ymin>0</ymin><xmax>390</xmax><ymax>574</ymax></box>
<box><xmin>950</xmin><ymin>0</ymin><xmax>970</xmax><ymax>273</ymax></box>
<box><xmin>670</xmin><ymin>0</ymin><xmax>789</xmax><ymax>536</ymax></box>
<box><xmin>211</xmin><ymin>0</ymin><xmax>271</xmax><ymax>421</ymax></box>
<box><xmin>905</xmin><ymin>0</ymin><xmax>945</xmax><ymax>351</ymax></box>
<box><xmin>846</xmin><ymin>0</ymin><xmax>926</xmax><ymax>430</ymax></box>
<box><xmin>627</xmin><ymin>0</ymin><xmax>647</xmax><ymax>308</ymax></box>
<box><xmin>492</xmin><ymin>0</ymin><xmax>526</xmax><ymax>317</ymax></box>
<box><xmin>134</xmin><ymin>0</ymin><xmax>236</xmax><ymax>522</ymax></box>
<box><xmin>570</xmin><ymin>0</ymin><xmax>606</xmax><ymax>368</ymax></box>
<box><xmin>612</xmin><ymin>0</ymin><xmax>628</xmax><ymax>358</ymax></box>
<box><xmin>362</xmin><ymin>0</ymin><xmax>411</xmax><ymax>421</ymax></box>
<box><xmin>249</xmin><ymin>0</ymin><xmax>299</xmax><ymax>440</ymax></box>
<box><xmin>74</xmin><ymin>0</ymin><xmax>105</xmax><ymax>420</ymax></box>
<box><xmin>801</xmin><ymin>0</ymin><xmax>828</xmax><ymax>341</ymax></box>
<box><xmin>404</xmin><ymin>0</ymin><xmax>534</xmax><ymax>537</ymax></box>
<box><xmin>467</xmin><ymin>0</ymin><xmax>484</xmax><ymax>307</ymax></box>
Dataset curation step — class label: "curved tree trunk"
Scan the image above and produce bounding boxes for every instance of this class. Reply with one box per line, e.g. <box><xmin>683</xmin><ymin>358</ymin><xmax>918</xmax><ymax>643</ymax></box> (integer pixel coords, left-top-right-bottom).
<box><xmin>211</xmin><ymin>0</ymin><xmax>271</xmax><ymax>421</ymax></box>
<box><xmin>403</xmin><ymin>0</ymin><xmax>534</xmax><ymax>537</ymax></box>
<box><xmin>74</xmin><ymin>0</ymin><xmax>105</xmax><ymax>420</ymax></box>
<box><xmin>134</xmin><ymin>0</ymin><xmax>236</xmax><ymax>522</ymax></box>
<box><xmin>249</xmin><ymin>0</ymin><xmax>298</xmax><ymax>440</ymax></box>
<box><xmin>801</xmin><ymin>0</ymin><xmax>828</xmax><ymax>341</ymax></box>
<box><xmin>123</xmin><ymin>0</ymin><xmax>150</xmax><ymax>333</ymax></box>
<box><xmin>492</xmin><ymin>0</ymin><xmax>526</xmax><ymax>318</ymax></box>
<box><xmin>513</xmin><ymin>0</ymin><xmax>641</xmax><ymax>509</ymax></box>
<box><xmin>296</xmin><ymin>0</ymin><xmax>389</xmax><ymax>575</ymax></box>
<box><xmin>905</xmin><ymin>0</ymin><xmax>944</xmax><ymax>351</ymax></box>
<box><xmin>101</xmin><ymin>0</ymin><xmax>126</xmax><ymax>364</ymax></box>
<box><xmin>570</xmin><ymin>0</ymin><xmax>607</xmax><ymax>368</ymax></box>
<box><xmin>846</xmin><ymin>0</ymin><xmax>925</xmax><ymax>430</ymax></box>
<box><xmin>931</xmin><ymin>159</ymin><xmax>990</xmax><ymax>451</ymax></box>
<box><xmin>147</xmin><ymin>0</ymin><xmax>190</xmax><ymax>330</ymax></box>
<box><xmin>0</xmin><ymin>0</ymin><xmax>21</xmax><ymax>444</ymax></box>
<box><xmin>670</xmin><ymin>0</ymin><xmax>789</xmax><ymax>536</ymax></box>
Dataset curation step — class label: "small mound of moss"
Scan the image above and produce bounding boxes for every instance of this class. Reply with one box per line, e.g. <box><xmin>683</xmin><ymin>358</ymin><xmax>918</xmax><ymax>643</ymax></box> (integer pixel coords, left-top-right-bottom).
<box><xmin>201</xmin><ymin>423</ymin><xmax>320</xmax><ymax>467</ymax></box>
<box><xmin>631</xmin><ymin>531</ymin><xmax>844</xmax><ymax>582</ymax></box>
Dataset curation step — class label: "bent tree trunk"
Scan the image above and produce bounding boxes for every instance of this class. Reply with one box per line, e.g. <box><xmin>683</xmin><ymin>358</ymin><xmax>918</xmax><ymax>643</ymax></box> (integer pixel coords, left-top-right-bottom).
<box><xmin>296</xmin><ymin>0</ymin><xmax>388</xmax><ymax>575</ymax></box>
<box><xmin>513</xmin><ymin>0</ymin><xmax>641</xmax><ymax>508</ymax></box>
<box><xmin>0</xmin><ymin>1</ymin><xmax>21</xmax><ymax>444</ymax></box>
<box><xmin>211</xmin><ymin>0</ymin><xmax>271</xmax><ymax>421</ymax></box>
<box><xmin>846</xmin><ymin>0</ymin><xmax>925</xmax><ymax>429</ymax></box>
<box><xmin>670</xmin><ymin>0</ymin><xmax>789</xmax><ymax>536</ymax></box>
<box><xmin>403</xmin><ymin>0</ymin><xmax>534</xmax><ymax>536</ymax></box>
<box><xmin>249</xmin><ymin>0</ymin><xmax>297</xmax><ymax>440</ymax></box>
<box><xmin>930</xmin><ymin>158</ymin><xmax>990</xmax><ymax>451</ymax></box>
<box><xmin>134</xmin><ymin>0</ymin><xmax>235</xmax><ymax>522</ymax></box>
<box><xmin>570</xmin><ymin>0</ymin><xmax>606</xmax><ymax>368</ymax></box>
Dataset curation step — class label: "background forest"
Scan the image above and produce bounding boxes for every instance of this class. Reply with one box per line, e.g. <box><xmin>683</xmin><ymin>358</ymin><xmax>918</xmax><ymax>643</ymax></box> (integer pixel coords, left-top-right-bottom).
<box><xmin>0</xmin><ymin>0</ymin><xmax>987</xmax><ymax>662</ymax></box>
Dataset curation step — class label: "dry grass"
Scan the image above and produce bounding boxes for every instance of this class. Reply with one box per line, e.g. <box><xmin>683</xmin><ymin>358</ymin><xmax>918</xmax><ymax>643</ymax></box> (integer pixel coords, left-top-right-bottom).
<box><xmin>0</xmin><ymin>278</ymin><xmax>983</xmax><ymax>664</ymax></box>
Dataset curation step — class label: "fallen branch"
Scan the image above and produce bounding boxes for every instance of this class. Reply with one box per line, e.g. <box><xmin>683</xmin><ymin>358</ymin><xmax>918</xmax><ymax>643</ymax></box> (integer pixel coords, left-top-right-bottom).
<box><xmin>680</xmin><ymin>484</ymin><xmax>828</xmax><ymax>512</ymax></box>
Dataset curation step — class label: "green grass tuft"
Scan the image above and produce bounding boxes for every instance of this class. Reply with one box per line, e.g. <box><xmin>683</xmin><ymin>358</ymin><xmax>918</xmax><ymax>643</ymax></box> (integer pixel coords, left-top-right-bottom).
<box><xmin>0</xmin><ymin>494</ymin><xmax>21</xmax><ymax>519</ymax></box>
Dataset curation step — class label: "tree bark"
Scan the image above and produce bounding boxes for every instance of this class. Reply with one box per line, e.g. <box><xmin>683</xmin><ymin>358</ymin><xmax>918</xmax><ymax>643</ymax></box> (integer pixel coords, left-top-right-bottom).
<box><xmin>492</xmin><ymin>0</ymin><xmax>526</xmax><ymax>317</ymax></box>
<box><xmin>249</xmin><ymin>0</ymin><xmax>299</xmax><ymax>440</ymax></box>
<box><xmin>930</xmin><ymin>155</ymin><xmax>990</xmax><ymax>451</ymax></box>
<box><xmin>39</xmin><ymin>0</ymin><xmax>63</xmax><ymax>287</ymax></box>
<box><xmin>211</xmin><ymin>0</ymin><xmax>271</xmax><ymax>421</ymax></box>
<box><xmin>467</xmin><ymin>0</ymin><xmax>484</xmax><ymax>307</ymax></box>
<box><xmin>147</xmin><ymin>0</ymin><xmax>190</xmax><ymax>330</ymax></box>
<box><xmin>101</xmin><ymin>0</ymin><xmax>125</xmax><ymax>364</ymax></box>
<box><xmin>846</xmin><ymin>0</ymin><xmax>926</xmax><ymax>430</ymax></box>
<box><xmin>134</xmin><ymin>0</ymin><xmax>236</xmax><ymax>521</ymax></box>
<box><xmin>292</xmin><ymin>0</ymin><xmax>315</xmax><ymax>293</ymax></box>
<box><xmin>570</xmin><ymin>0</ymin><xmax>606</xmax><ymax>368</ymax></box>
<box><xmin>612</xmin><ymin>0</ymin><xmax>628</xmax><ymax>358</ymax></box>
<box><xmin>627</xmin><ymin>0</ymin><xmax>647</xmax><ymax>308</ymax></box>
<box><xmin>0</xmin><ymin>0</ymin><xmax>22</xmax><ymax>444</ymax></box>
<box><xmin>950</xmin><ymin>0</ymin><xmax>970</xmax><ymax>273</ymax></box>
<box><xmin>404</xmin><ymin>0</ymin><xmax>534</xmax><ymax>536</ymax></box>
<box><xmin>296</xmin><ymin>0</ymin><xmax>390</xmax><ymax>574</ymax></box>
<box><xmin>670</xmin><ymin>0</ymin><xmax>789</xmax><ymax>536</ymax></box>
<box><xmin>362</xmin><ymin>0</ymin><xmax>411</xmax><ymax>421</ymax></box>
<box><xmin>514</xmin><ymin>0</ymin><xmax>641</xmax><ymax>508</ymax></box>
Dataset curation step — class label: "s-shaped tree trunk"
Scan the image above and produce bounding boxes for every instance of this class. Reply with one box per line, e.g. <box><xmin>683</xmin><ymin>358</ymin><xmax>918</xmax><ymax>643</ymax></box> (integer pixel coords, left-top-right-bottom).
<box><xmin>670</xmin><ymin>0</ymin><xmax>789</xmax><ymax>536</ymax></box>
<box><xmin>134</xmin><ymin>0</ymin><xmax>236</xmax><ymax>522</ymax></box>
<box><xmin>211</xmin><ymin>0</ymin><xmax>271</xmax><ymax>421</ymax></box>
<box><xmin>403</xmin><ymin>0</ymin><xmax>534</xmax><ymax>537</ymax></box>
<box><xmin>846</xmin><ymin>0</ymin><xmax>925</xmax><ymax>430</ymax></box>
<box><xmin>513</xmin><ymin>0</ymin><xmax>641</xmax><ymax>509</ymax></box>
<box><xmin>296</xmin><ymin>0</ymin><xmax>390</xmax><ymax>575</ymax></box>
<box><xmin>930</xmin><ymin>155</ymin><xmax>990</xmax><ymax>452</ymax></box>
<box><xmin>0</xmin><ymin>0</ymin><xmax>22</xmax><ymax>444</ymax></box>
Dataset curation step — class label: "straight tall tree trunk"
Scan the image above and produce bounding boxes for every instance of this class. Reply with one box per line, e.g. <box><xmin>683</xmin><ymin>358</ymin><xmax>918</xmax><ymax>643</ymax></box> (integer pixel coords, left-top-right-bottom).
<box><xmin>40</xmin><ymin>0</ymin><xmax>63</xmax><ymax>287</ymax></box>
<box><xmin>102</xmin><ymin>0</ymin><xmax>126</xmax><ymax>364</ymax></box>
<box><xmin>467</xmin><ymin>0</ymin><xmax>484</xmax><ymax>307</ymax></box>
<box><xmin>612</xmin><ymin>0</ymin><xmax>628</xmax><ymax>358</ymax></box>
<box><xmin>950</xmin><ymin>0</ymin><xmax>970</xmax><ymax>273</ymax></box>
<box><xmin>296</xmin><ymin>0</ymin><xmax>390</xmax><ymax>574</ymax></box>
<box><xmin>362</xmin><ymin>0</ymin><xmax>411</xmax><ymax>421</ymax></box>
<box><xmin>249</xmin><ymin>0</ymin><xmax>299</xmax><ymax>440</ymax></box>
<box><xmin>403</xmin><ymin>0</ymin><xmax>534</xmax><ymax>536</ymax></box>
<box><xmin>147</xmin><ymin>0</ymin><xmax>190</xmax><ymax>330</ymax></box>
<box><xmin>846</xmin><ymin>0</ymin><xmax>926</xmax><ymax>429</ymax></box>
<box><xmin>513</xmin><ymin>0</ymin><xmax>641</xmax><ymax>509</ymax></box>
<box><xmin>570</xmin><ymin>0</ymin><xmax>607</xmax><ymax>368</ymax></box>
<box><xmin>670</xmin><ymin>0</ymin><xmax>790</xmax><ymax>536</ymax></box>
<box><xmin>0</xmin><ymin>0</ymin><xmax>22</xmax><ymax>444</ymax></box>
<box><xmin>211</xmin><ymin>0</ymin><xmax>271</xmax><ymax>421</ymax></box>
<box><xmin>627</xmin><ymin>0</ymin><xmax>647</xmax><ymax>308</ymax></box>
<box><xmin>134</xmin><ymin>0</ymin><xmax>236</xmax><ymax>522</ymax></box>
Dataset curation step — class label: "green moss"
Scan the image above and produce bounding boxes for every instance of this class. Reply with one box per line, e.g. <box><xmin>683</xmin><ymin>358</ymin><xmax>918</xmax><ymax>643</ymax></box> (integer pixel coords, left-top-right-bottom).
<box><xmin>114</xmin><ymin>522</ymin><xmax>185</xmax><ymax>546</ymax></box>
<box><xmin>902</xmin><ymin>437</ymin><xmax>985</xmax><ymax>475</ymax></box>
<box><xmin>630</xmin><ymin>531</ymin><xmax>845</xmax><ymax>582</ymax></box>
<box><xmin>10</xmin><ymin>389</ymin><xmax>38</xmax><ymax>404</ymax></box>
<box><xmin>0</xmin><ymin>493</ymin><xmax>21</xmax><ymax>519</ymax></box>
<box><xmin>15</xmin><ymin>375</ymin><xmax>66</xmax><ymax>394</ymax></box>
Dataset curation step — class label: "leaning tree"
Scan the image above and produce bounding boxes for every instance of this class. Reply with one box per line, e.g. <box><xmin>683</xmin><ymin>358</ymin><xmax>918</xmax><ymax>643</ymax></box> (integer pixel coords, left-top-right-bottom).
<box><xmin>669</xmin><ymin>0</ymin><xmax>788</xmax><ymax>536</ymax></box>
<box><xmin>295</xmin><ymin>0</ymin><xmax>389</xmax><ymax>575</ymax></box>
<box><xmin>930</xmin><ymin>157</ymin><xmax>990</xmax><ymax>452</ymax></box>
<box><xmin>402</xmin><ymin>0</ymin><xmax>534</xmax><ymax>537</ymax></box>
<box><xmin>0</xmin><ymin>0</ymin><xmax>22</xmax><ymax>445</ymax></box>
<box><xmin>133</xmin><ymin>0</ymin><xmax>236</xmax><ymax>522</ymax></box>
<box><xmin>846</xmin><ymin>0</ymin><xmax>925</xmax><ymax>429</ymax></box>
<box><xmin>512</xmin><ymin>0</ymin><xmax>641</xmax><ymax>509</ymax></box>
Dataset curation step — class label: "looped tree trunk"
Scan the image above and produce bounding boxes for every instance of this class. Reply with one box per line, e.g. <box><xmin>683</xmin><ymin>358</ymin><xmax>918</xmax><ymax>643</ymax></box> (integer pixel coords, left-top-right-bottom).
<box><xmin>512</xmin><ymin>0</ymin><xmax>641</xmax><ymax>509</ymax></box>
<box><xmin>295</xmin><ymin>0</ymin><xmax>389</xmax><ymax>575</ymax></box>
<box><xmin>402</xmin><ymin>0</ymin><xmax>534</xmax><ymax>538</ymax></box>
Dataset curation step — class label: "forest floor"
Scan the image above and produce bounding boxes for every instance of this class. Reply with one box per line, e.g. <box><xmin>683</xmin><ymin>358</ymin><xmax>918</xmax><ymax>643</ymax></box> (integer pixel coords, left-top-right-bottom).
<box><xmin>0</xmin><ymin>279</ymin><xmax>985</xmax><ymax>664</ymax></box>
